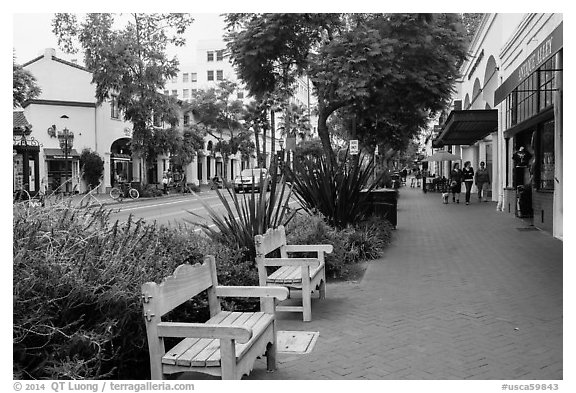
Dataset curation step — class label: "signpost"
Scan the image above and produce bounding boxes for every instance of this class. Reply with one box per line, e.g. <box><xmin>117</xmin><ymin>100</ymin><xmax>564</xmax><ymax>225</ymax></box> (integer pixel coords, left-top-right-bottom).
<box><xmin>350</xmin><ymin>139</ymin><xmax>359</xmax><ymax>155</ymax></box>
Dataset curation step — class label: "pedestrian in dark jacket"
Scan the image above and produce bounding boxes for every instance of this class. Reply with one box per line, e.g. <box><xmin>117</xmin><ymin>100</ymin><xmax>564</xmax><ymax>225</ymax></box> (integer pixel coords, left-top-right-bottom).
<box><xmin>462</xmin><ymin>161</ymin><xmax>474</xmax><ymax>205</ymax></box>
<box><xmin>450</xmin><ymin>163</ymin><xmax>463</xmax><ymax>203</ymax></box>
<box><xmin>475</xmin><ymin>161</ymin><xmax>491</xmax><ymax>202</ymax></box>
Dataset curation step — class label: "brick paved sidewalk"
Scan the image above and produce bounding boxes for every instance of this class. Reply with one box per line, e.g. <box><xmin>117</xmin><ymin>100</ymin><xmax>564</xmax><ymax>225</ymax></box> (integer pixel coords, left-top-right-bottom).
<box><xmin>188</xmin><ymin>186</ymin><xmax>563</xmax><ymax>380</ymax></box>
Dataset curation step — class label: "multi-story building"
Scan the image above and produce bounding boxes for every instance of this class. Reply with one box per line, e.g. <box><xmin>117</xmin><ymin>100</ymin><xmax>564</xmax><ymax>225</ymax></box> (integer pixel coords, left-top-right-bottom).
<box><xmin>164</xmin><ymin>38</ymin><xmax>318</xmax><ymax>175</ymax></box>
<box><xmin>433</xmin><ymin>14</ymin><xmax>563</xmax><ymax>239</ymax></box>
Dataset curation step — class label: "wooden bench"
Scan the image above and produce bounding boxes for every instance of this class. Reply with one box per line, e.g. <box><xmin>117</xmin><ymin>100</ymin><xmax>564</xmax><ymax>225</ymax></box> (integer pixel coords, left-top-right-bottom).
<box><xmin>254</xmin><ymin>225</ymin><xmax>333</xmax><ymax>322</ymax></box>
<box><xmin>141</xmin><ymin>255</ymin><xmax>289</xmax><ymax>380</ymax></box>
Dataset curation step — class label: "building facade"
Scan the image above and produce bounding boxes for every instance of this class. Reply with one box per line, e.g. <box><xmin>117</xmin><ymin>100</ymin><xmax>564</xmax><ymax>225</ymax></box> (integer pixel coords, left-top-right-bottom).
<box><xmin>14</xmin><ymin>46</ymin><xmax>301</xmax><ymax>194</ymax></box>
<box><xmin>434</xmin><ymin>14</ymin><xmax>562</xmax><ymax>239</ymax></box>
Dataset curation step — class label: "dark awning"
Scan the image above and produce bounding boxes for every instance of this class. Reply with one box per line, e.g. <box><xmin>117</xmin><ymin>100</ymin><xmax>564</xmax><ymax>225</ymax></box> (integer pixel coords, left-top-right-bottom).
<box><xmin>44</xmin><ymin>148</ymin><xmax>80</xmax><ymax>159</ymax></box>
<box><xmin>433</xmin><ymin>109</ymin><xmax>498</xmax><ymax>148</ymax></box>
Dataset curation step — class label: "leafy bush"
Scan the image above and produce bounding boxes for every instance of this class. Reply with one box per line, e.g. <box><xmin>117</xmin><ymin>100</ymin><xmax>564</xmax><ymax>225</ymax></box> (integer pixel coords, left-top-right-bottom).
<box><xmin>286</xmin><ymin>151</ymin><xmax>380</xmax><ymax>228</ymax></box>
<box><xmin>189</xmin><ymin>162</ymin><xmax>296</xmax><ymax>262</ymax></box>
<box><xmin>139</xmin><ymin>184</ymin><xmax>163</xmax><ymax>198</ymax></box>
<box><xmin>187</xmin><ymin>183</ymin><xmax>201</xmax><ymax>193</ymax></box>
<box><xmin>80</xmin><ymin>149</ymin><xmax>104</xmax><ymax>188</ymax></box>
<box><xmin>285</xmin><ymin>212</ymin><xmax>393</xmax><ymax>279</ymax></box>
<box><xmin>13</xmin><ymin>204</ymin><xmax>255</xmax><ymax>380</ymax></box>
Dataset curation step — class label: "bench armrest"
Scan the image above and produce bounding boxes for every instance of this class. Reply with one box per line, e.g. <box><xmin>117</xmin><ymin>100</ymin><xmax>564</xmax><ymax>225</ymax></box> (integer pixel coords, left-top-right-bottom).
<box><xmin>263</xmin><ymin>258</ymin><xmax>321</xmax><ymax>268</ymax></box>
<box><xmin>284</xmin><ymin>244</ymin><xmax>333</xmax><ymax>254</ymax></box>
<box><xmin>215</xmin><ymin>286</ymin><xmax>289</xmax><ymax>301</ymax></box>
<box><xmin>156</xmin><ymin>322</ymin><xmax>252</xmax><ymax>344</ymax></box>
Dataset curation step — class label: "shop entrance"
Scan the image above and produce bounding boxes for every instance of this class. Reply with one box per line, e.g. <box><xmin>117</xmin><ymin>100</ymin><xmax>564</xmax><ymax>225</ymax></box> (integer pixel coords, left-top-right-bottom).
<box><xmin>13</xmin><ymin>134</ymin><xmax>41</xmax><ymax>196</ymax></box>
<box><xmin>110</xmin><ymin>138</ymin><xmax>133</xmax><ymax>186</ymax></box>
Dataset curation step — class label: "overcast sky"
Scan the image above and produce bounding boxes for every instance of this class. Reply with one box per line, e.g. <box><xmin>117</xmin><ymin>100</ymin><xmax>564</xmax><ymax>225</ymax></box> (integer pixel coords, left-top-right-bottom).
<box><xmin>13</xmin><ymin>13</ymin><xmax>227</xmax><ymax>65</ymax></box>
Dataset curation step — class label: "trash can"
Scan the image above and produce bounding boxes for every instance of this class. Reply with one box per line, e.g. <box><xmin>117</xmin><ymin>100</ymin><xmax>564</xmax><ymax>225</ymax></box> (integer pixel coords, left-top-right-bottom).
<box><xmin>362</xmin><ymin>189</ymin><xmax>398</xmax><ymax>228</ymax></box>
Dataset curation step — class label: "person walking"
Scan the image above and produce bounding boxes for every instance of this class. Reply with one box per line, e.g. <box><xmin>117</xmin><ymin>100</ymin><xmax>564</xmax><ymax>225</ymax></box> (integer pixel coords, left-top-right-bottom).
<box><xmin>449</xmin><ymin>162</ymin><xmax>463</xmax><ymax>203</ymax></box>
<box><xmin>162</xmin><ymin>173</ymin><xmax>169</xmax><ymax>194</ymax></box>
<box><xmin>462</xmin><ymin>161</ymin><xmax>474</xmax><ymax>205</ymax></box>
<box><xmin>475</xmin><ymin>161</ymin><xmax>491</xmax><ymax>202</ymax></box>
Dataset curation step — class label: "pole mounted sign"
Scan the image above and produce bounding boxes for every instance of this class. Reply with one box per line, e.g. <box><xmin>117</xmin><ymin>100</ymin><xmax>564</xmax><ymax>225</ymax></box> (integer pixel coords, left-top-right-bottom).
<box><xmin>350</xmin><ymin>139</ymin><xmax>359</xmax><ymax>155</ymax></box>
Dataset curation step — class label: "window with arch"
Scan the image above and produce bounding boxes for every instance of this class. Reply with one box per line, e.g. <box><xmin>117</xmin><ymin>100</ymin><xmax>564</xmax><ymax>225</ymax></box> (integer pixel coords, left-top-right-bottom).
<box><xmin>471</xmin><ymin>78</ymin><xmax>482</xmax><ymax>107</ymax></box>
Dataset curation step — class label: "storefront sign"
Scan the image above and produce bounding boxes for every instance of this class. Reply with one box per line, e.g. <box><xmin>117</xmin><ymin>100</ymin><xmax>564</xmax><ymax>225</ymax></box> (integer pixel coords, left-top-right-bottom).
<box><xmin>44</xmin><ymin>148</ymin><xmax>79</xmax><ymax>160</ymax></box>
<box><xmin>494</xmin><ymin>22</ymin><xmax>562</xmax><ymax>106</ymax></box>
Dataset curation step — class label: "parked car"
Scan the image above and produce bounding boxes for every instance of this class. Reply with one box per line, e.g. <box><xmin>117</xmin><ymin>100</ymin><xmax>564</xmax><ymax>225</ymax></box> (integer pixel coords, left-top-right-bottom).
<box><xmin>234</xmin><ymin>168</ymin><xmax>270</xmax><ymax>193</ymax></box>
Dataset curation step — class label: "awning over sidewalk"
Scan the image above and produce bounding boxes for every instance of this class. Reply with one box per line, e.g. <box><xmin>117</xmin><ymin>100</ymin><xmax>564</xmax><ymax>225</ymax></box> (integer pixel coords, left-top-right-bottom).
<box><xmin>433</xmin><ymin>109</ymin><xmax>498</xmax><ymax>148</ymax></box>
<box><xmin>44</xmin><ymin>148</ymin><xmax>80</xmax><ymax>159</ymax></box>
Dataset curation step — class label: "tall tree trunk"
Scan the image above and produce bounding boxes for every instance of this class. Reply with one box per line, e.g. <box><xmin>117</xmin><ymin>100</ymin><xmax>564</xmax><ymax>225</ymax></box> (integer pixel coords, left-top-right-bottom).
<box><xmin>254</xmin><ymin>126</ymin><xmax>262</xmax><ymax>168</ymax></box>
<box><xmin>317</xmin><ymin>105</ymin><xmax>336</xmax><ymax>168</ymax></box>
<box><xmin>132</xmin><ymin>120</ymin><xmax>148</xmax><ymax>185</ymax></box>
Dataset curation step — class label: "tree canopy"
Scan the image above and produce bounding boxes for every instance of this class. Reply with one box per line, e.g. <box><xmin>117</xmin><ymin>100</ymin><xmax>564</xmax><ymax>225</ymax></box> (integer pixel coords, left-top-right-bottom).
<box><xmin>52</xmin><ymin>13</ymin><xmax>193</xmax><ymax>182</ymax></box>
<box><xmin>13</xmin><ymin>54</ymin><xmax>41</xmax><ymax>108</ymax></box>
<box><xmin>225</xmin><ymin>13</ymin><xmax>468</xmax><ymax>166</ymax></box>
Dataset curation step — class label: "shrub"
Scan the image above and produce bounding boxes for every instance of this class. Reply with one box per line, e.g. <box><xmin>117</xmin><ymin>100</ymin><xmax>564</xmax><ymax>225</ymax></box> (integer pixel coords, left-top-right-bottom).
<box><xmin>285</xmin><ymin>212</ymin><xmax>393</xmax><ymax>279</ymax></box>
<box><xmin>187</xmin><ymin>183</ymin><xmax>201</xmax><ymax>193</ymax></box>
<box><xmin>80</xmin><ymin>149</ymin><xmax>104</xmax><ymax>189</ymax></box>
<box><xmin>13</xmin><ymin>204</ymin><xmax>256</xmax><ymax>380</ymax></box>
<box><xmin>139</xmin><ymin>184</ymin><xmax>163</xmax><ymax>198</ymax></box>
<box><xmin>286</xmin><ymin>151</ymin><xmax>381</xmax><ymax>228</ymax></box>
<box><xmin>189</xmin><ymin>162</ymin><xmax>296</xmax><ymax>262</ymax></box>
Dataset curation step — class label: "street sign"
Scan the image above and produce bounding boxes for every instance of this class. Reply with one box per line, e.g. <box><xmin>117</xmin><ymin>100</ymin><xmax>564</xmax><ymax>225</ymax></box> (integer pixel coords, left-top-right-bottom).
<box><xmin>350</xmin><ymin>139</ymin><xmax>359</xmax><ymax>155</ymax></box>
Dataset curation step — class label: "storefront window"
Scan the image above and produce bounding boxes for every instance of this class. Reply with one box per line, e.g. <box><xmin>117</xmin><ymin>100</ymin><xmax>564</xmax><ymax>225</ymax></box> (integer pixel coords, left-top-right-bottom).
<box><xmin>539</xmin><ymin>57</ymin><xmax>556</xmax><ymax>110</ymax></box>
<box><xmin>505</xmin><ymin>57</ymin><xmax>555</xmax><ymax>128</ymax></box>
<box><xmin>538</xmin><ymin>120</ymin><xmax>555</xmax><ymax>190</ymax></box>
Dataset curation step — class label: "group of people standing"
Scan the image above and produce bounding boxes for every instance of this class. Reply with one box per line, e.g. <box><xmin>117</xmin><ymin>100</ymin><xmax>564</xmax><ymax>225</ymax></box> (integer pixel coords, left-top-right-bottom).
<box><xmin>448</xmin><ymin>161</ymin><xmax>491</xmax><ymax>205</ymax></box>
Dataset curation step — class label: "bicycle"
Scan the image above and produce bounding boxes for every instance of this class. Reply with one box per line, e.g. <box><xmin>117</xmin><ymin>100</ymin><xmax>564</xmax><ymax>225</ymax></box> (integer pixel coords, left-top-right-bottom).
<box><xmin>110</xmin><ymin>181</ymin><xmax>139</xmax><ymax>201</ymax></box>
<box><xmin>13</xmin><ymin>185</ymin><xmax>45</xmax><ymax>207</ymax></box>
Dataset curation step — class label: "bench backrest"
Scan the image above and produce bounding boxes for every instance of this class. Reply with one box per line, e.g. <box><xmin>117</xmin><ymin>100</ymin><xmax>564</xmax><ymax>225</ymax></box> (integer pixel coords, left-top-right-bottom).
<box><xmin>141</xmin><ymin>255</ymin><xmax>222</xmax><ymax>378</ymax></box>
<box><xmin>254</xmin><ymin>226</ymin><xmax>288</xmax><ymax>284</ymax></box>
<box><xmin>142</xmin><ymin>255</ymin><xmax>221</xmax><ymax>320</ymax></box>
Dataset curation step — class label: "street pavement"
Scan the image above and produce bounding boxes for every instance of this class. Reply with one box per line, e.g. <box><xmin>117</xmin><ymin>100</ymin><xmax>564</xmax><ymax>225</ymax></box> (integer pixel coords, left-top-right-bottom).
<box><xmin>183</xmin><ymin>184</ymin><xmax>562</xmax><ymax>380</ymax></box>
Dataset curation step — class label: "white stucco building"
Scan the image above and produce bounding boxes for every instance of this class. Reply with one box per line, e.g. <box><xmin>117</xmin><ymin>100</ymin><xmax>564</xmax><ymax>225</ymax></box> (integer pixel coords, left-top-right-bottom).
<box><xmin>433</xmin><ymin>14</ymin><xmax>562</xmax><ymax>239</ymax></box>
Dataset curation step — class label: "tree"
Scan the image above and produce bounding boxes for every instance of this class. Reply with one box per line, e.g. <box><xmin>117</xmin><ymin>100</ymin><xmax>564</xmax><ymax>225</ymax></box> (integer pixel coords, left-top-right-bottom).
<box><xmin>225</xmin><ymin>13</ymin><xmax>468</xmax><ymax>167</ymax></box>
<box><xmin>13</xmin><ymin>54</ymin><xmax>41</xmax><ymax>108</ymax></box>
<box><xmin>52</xmin><ymin>13</ymin><xmax>193</xmax><ymax>184</ymax></box>
<box><xmin>461</xmin><ymin>13</ymin><xmax>484</xmax><ymax>41</ymax></box>
<box><xmin>79</xmin><ymin>149</ymin><xmax>104</xmax><ymax>188</ymax></box>
<box><xmin>243</xmin><ymin>100</ymin><xmax>268</xmax><ymax>167</ymax></box>
<box><xmin>172</xmin><ymin>125</ymin><xmax>206</xmax><ymax>168</ymax></box>
<box><xmin>294</xmin><ymin>138</ymin><xmax>324</xmax><ymax>161</ymax></box>
<box><xmin>278</xmin><ymin>101</ymin><xmax>311</xmax><ymax>141</ymax></box>
<box><xmin>188</xmin><ymin>81</ymin><xmax>246</xmax><ymax>178</ymax></box>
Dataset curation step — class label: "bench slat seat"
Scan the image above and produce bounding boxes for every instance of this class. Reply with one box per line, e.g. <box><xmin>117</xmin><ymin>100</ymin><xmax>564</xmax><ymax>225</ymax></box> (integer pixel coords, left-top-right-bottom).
<box><xmin>162</xmin><ymin>311</ymin><xmax>273</xmax><ymax>368</ymax></box>
<box><xmin>267</xmin><ymin>264</ymin><xmax>325</xmax><ymax>285</ymax></box>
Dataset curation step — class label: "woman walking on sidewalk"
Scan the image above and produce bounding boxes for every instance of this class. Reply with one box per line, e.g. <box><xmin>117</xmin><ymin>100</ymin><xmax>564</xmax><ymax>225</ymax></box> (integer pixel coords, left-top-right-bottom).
<box><xmin>475</xmin><ymin>161</ymin><xmax>491</xmax><ymax>202</ymax></box>
<box><xmin>462</xmin><ymin>161</ymin><xmax>474</xmax><ymax>205</ymax></box>
<box><xmin>449</xmin><ymin>162</ymin><xmax>463</xmax><ymax>203</ymax></box>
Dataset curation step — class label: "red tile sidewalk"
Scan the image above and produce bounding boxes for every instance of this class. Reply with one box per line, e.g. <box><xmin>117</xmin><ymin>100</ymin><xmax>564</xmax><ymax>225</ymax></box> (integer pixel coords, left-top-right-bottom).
<box><xmin>187</xmin><ymin>185</ymin><xmax>563</xmax><ymax>380</ymax></box>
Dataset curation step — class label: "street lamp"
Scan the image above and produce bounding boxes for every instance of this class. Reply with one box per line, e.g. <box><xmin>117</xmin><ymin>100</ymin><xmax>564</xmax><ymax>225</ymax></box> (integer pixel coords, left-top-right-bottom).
<box><xmin>57</xmin><ymin>115</ymin><xmax>74</xmax><ymax>194</ymax></box>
